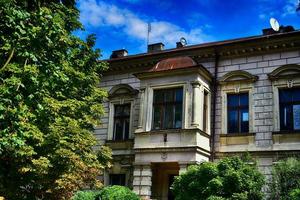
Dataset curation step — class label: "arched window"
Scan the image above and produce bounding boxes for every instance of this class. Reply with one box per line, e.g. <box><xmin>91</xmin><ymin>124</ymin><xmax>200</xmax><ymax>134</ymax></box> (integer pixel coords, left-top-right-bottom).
<box><xmin>107</xmin><ymin>84</ymin><xmax>138</xmax><ymax>140</ymax></box>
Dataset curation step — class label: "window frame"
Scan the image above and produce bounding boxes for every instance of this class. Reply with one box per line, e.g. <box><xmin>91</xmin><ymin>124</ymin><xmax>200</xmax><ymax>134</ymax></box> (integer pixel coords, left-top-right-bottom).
<box><xmin>109</xmin><ymin>174</ymin><xmax>126</xmax><ymax>186</ymax></box>
<box><xmin>221</xmin><ymin>86</ymin><xmax>254</xmax><ymax>135</ymax></box>
<box><xmin>278</xmin><ymin>87</ymin><xmax>300</xmax><ymax>131</ymax></box>
<box><xmin>113</xmin><ymin>103</ymin><xmax>131</xmax><ymax>140</ymax></box>
<box><xmin>227</xmin><ymin>92</ymin><xmax>249</xmax><ymax>134</ymax></box>
<box><xmin>273</xmin><ymin>83</ymin><xmax>300</xmax><ymax>133</ymax></box>
<box><xmin>108</xmin><ymin>99</ymin><xmax>135</xmax><ymax>141</ymax></box>
<box><xmin>152</xmin><ymin>87</ymin><xmax>184</xmax><ymax>130</ymax></box>
<box><xmin>144</xmin><ymin>83</ymin><xmax>187</xmax><ymax>132</ymax></box>
<box><xmin>203</xmin><ymin>90</ymin><xmax>209</xmax><ymax>133</ymax></box>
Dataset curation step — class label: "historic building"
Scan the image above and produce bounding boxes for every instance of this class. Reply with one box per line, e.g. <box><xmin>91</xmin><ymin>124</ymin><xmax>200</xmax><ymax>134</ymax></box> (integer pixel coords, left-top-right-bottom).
<box><xmin>95</xmin><ymin>27</ymin><xmax>300</xmax><ymax>200</ymax></box>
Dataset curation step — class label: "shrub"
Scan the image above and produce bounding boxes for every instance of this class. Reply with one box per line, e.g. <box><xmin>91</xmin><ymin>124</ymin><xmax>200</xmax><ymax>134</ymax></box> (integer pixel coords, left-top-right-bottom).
<box><xmin>269</xmin><ymin>157</ymin><xmax>300</xmax><ymax>200</ymax></box>
<box><xmin>96</xmin><ymin>185</ymin><xmax>140</xmax><ymax>200</ymax></box>
<box><xmin>289</xmin><ymin>189</ymin><xmax>300</xmax><ymax>200</ymax></box>
<box><xmin>172</xmin><ymin>156</ymin><xmax>265</xmax><ymax>200</ymax></box>
<box><xmin>72</xmin><ymin>190</ymin><xmax>101</xmax><ymax>200</ymax></box>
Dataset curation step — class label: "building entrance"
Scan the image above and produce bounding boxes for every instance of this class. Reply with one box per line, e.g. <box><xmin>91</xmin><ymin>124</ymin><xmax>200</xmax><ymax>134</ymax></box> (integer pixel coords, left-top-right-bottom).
<box><xmin>151</xmin><ymin>162</ymin><xmax>179</xmax><ymax>200</ymax></box>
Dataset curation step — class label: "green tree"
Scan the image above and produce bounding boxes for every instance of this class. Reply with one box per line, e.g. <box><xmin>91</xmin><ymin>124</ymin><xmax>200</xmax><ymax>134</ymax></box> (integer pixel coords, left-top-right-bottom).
<box><xmin>269</xmin><ymin>158</ymin><xmax>300</xmax><ymax>200</ymax></box>
<box><xmin>0</xmin><ymin>0</ymin><xmax>111</xmax><ymax>199</ymax></box>
<box><xmin>172</xmin><ymin>156</ymin><xmax>265</xmax><ymax>200</ymax></box>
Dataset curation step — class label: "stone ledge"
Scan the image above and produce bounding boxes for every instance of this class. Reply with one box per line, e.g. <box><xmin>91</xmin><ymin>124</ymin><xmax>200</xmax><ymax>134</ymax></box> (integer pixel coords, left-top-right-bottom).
<box><xmin>272</xmin><ymin>131</ymin><xmax>300</xmax><ymax>144</ymax></box>
<box><xmin>135</xmin><ymin>128</ymin><xmax>210</xmax><ymax>138</ymax></box>
<box><xmin>105</xmin><ymin>139</ymin><xmax>134</xmax><ymax>150</ymax></box>
<box><xmin>219</xmin><ymin>133</ymin><xmax>255</xmax><ymax>146</ymax></box>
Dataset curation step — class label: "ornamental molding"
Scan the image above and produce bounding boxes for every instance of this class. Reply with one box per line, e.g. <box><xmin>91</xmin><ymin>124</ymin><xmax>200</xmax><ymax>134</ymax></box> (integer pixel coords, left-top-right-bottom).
<box><xmin>268</xmin><ymin>64</ymin><xmax>300</xmax><ymax>81</ymax></box>
<box><xmin>219</xmin><ymin>70</ymin><xmax>258</xmax><ymax>85</ymax></box>
<box><xmin>108</xmin><ymin>84</ymin><xmax>138</xmax><ymax>98</ymax></box>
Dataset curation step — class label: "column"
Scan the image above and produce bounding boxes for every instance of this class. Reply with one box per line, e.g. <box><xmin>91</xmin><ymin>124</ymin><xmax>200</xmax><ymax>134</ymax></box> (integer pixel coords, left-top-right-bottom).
<box><xmin>133</xmin><ymin>164</ymin><xmax>152</xmax><ymax>200</ymax></box>
<box><xmin>191</xmin><ymin>81</ymin><xmax>201</xmax><ymax>128</ymax></box>
<box><xmin>179</xmin><ymin>164</ymin><xmax>188</xmax><ymax>175</ymax></box>
<box><xmin>136</xmin><ymin>88</ymin><xmax>145</xmax><ymax>132</ymax></box>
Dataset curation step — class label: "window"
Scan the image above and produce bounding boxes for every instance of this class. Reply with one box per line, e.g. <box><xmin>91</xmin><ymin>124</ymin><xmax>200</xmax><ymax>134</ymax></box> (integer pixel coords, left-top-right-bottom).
<box><xmin>113</xmin><ymin>104</ymin><xmax>130</xmax><ymax>140</ymax></box>
<box><xmin>227</xmin><ymin>93</ymin><xmax>249</xmax><ymax>133</ymax></box>
<box><xmin>153</xmin><ymin>88</ymin><xmax>183</xmax><ymax>130</ymax></box>
<box><xmin>109</xmin><ymin>174</ymin><xmax>126</xmax><ymax>186</ymax></box>
<box><xmin>279</xmin><ymin>88</ymin><xmax>300</xmax><ymax>131</ymax></box>
<box><xmin>203</xmin><ymin>91</ymin><xmax>208</xmax><ymax>132</ymax></box>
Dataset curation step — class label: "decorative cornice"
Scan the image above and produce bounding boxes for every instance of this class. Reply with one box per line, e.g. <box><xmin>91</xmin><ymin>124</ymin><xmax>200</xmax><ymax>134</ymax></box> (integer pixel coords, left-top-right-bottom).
<box><xmin>108</xmin><ymin>84</ymin><xmax>138</xmax><ymax>98</ymax></box>
<box><xmin>134</xmin><ymin>65</ymin><xmax>213</xmax><ymax>82</ymax></box>
<box><xmin>268</xmin><ymin>64</ymin><xmax>300</xmax><ymax>81</ymax></box>
<box><xmin>104</xmin><ymin>31</ymin><xmax>300</xmax><ymax>74</ymax></box>
<box><xmin>219</xmin><ymin>70</ymin><xmax>259</xmax><ymax>85</ymax></box>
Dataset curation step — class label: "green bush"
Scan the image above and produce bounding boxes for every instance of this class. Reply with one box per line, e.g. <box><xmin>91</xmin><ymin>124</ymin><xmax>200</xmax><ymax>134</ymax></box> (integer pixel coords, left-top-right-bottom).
<box><xmin>72</xmin><ymin>190</ymin><xmax>102</xmax><ymax>200</ymax></box>
<box><xmin>270</xmin><ymin>158</ymin><xmax>300</xmax><ymax>200</ymax></box>
<box><xmin>289</xmin><ymin>189</ymin><xmax>300</xmax><ymax>200</ymax></box>
<box><xmin>172</xmin><ymin>156</ymin><xmax>265</xmax><ymax>200</ymax></box>
<box><xmin>96</xmin><ymin>185</ymin><xmax>140</xmax><ymax>200</ymax></box>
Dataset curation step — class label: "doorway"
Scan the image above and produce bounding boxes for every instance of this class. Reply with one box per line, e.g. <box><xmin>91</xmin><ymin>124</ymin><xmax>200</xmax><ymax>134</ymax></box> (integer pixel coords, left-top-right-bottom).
<box><xmin>151</xmin><ymin>162</ymin><xmax>179</xmax><ymax>200</ymax></box>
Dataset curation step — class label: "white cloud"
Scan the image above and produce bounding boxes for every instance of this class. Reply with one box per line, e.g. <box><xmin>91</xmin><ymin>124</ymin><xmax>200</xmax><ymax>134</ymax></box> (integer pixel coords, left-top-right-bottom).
<box><xmin>282</xmin><ymin>0</ymin><xmax>298</xmax><ymax>17</ymax></box>
<box><xmin>78</xmin><ymin>0</ymin><xmax>212</xmax><ymax>48</ymax></box>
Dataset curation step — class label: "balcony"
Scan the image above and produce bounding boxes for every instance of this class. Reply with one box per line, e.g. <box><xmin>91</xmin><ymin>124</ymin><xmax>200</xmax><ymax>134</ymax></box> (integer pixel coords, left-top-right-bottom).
<box><xmin>134</xmin><ymin>128</ymin><xmax>210</xmax><ymax>155</ymax></box>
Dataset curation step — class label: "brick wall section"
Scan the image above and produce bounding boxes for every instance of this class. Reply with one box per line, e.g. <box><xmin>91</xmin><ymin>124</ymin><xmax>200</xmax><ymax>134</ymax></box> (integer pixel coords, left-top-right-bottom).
<box><xmin>95</xmin><ymin>73</ymin><xmax>140</xmax><ymax>145</ymax></box>
<box><xmin>214</xmin><ymin>50</ymin><xmax>300</xmax><ymax>150</ymax></box>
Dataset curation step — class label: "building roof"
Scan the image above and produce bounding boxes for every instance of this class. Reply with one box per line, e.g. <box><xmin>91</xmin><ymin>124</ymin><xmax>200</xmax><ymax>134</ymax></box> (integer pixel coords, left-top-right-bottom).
<box><xmin>149</xmin><ymin>56</ymin><xmax>197</xmax><ymax>72</ymax></box>
<box><xmin>104</xmin><ymin>30</ymin><xmax>300</xmax><ymax>62</ymax></box>
<box><xmin>103</xmin><ymin>30</ymin><xmax>300</xmax><ymax>74</ymax></box>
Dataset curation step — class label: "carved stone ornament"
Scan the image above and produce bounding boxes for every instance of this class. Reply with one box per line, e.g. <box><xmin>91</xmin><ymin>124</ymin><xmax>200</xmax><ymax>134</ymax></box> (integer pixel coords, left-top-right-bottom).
<box><xmin>219</xmin><ymin>70</ymin><xmax>258</xmax><ymax>85</ymax></box>
<box><xmin>108</xmin><ymin>84</ymin><xmax>138</xmax><ymax>99</ymax></box>
<box><xmin>268</xmin><ymin>64</ymin><xmax>300</xmax><ymax>81</ymax></box>
<box><xmin>287</xmin><ymin>79</ymin><xmax>294</xmax><ymax>88</ymax></box>
<box><xmin>234</xmin><ymin>85</ymin><xmax>241</xmax><ymax>93</ymax></box>
<box><xmin>161</xmin><ymin>153</ymin><xmax>167</xmax><ymax>161</ymax></box>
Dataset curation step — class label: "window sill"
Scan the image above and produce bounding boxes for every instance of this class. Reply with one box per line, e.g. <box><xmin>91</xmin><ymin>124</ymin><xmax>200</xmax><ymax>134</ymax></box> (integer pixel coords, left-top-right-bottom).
<box><xmin>105</xmin><ymin>139</ymin><xmax>134</xmax><ymax>150</ymax></box>
<box><xmin>273</xmin><ymin>130</ymin><xmax>300</xmax><ymax>135</ymax></box>
<box><xmin>220</xmin><ymin>133</ymin><xmax>255</xmax><ymax>146</ymax></box>
<box><xmin>273</xmin><ymin>132</ymin><xmax>300</xmax><ymax>144</ymax></box>
<box><xmin>220</xmin><ymin>132</ymin><xmax>255</xmax><ymax>137</ymax></box>
<box><xmin>137</xmin><ymin>128</ymin><xmax>210</xmax><ymax>138</ymax></box>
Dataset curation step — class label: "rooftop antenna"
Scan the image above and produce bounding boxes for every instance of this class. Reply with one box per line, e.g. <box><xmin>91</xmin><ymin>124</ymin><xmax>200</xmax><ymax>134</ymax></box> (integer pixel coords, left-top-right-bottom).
<box><xmin>147</xmin><ymin>22</ymin><xmax>151</xmax><ymax>47</ymax></box>
<box><xmin>270</xmin><ymin>17</ymin><xmax>280</xmax><ymax>32</ymax></box>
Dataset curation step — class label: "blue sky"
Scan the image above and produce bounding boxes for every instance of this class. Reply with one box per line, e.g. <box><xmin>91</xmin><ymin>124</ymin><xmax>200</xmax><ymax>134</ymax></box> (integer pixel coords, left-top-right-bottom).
<box><xmin>76</xmin><ymin>0</ymin><xmax>300</xmax><ymax>59</ymax></box>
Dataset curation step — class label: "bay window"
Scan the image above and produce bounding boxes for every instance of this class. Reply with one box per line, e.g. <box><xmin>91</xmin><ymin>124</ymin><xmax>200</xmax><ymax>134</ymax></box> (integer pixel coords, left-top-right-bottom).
<box><xmin>152</xmin><ymin>88</ymin><xmax>183</xmax><ymax>130</ymax></box>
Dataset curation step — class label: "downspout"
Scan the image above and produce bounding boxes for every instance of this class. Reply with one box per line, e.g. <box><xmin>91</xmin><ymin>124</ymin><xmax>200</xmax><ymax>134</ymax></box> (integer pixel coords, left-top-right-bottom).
<box><xmin>211</xmin><ymin>48</ymin><xmax>219</xmax><ymax>162</ymax></box>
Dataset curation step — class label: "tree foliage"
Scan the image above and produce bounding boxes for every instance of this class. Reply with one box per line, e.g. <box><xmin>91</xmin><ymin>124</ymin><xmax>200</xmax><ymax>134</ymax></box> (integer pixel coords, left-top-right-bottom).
<box><xmin>95</xmin><ymin>186</ymin><xmax>140</xmax><ymax>200</ymax></box>
<box><xmin>172</xmin><ymin>156</ymin><xmax>265</xmax><ymax>200</ymax></box>
<box><xmin>72</xmin><ymin>190</ymin><xmax>102</xmax><ymax>200</ymax></box>
<box><xmin>269</xmin><ymin>158</ymin><xmax>300</xmax><ymax>200</ymax></box>
<box><xmin>0</xmin><ymin>0</ymin><xmax>111</xmax><ymax>199</ymax></box>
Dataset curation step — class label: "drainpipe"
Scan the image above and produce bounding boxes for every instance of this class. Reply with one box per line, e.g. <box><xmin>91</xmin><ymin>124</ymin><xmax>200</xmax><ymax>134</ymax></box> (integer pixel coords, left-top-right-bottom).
<box><xmin>211</xmin><ymin>48</ymin><xmax>219</xmax><ymax>162</ymax></box>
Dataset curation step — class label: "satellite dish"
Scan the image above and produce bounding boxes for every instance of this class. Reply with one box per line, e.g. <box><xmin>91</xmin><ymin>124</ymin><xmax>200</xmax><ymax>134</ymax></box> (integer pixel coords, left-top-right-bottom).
<box><xmin>270</xmin><ymin>18</ymin><xmax>280</xmax><ymax>32</ymax></box>
<box><xmin>180</xmin><ymin>37</ymin><xmax>187</xmax><ymax>46</ymax></box>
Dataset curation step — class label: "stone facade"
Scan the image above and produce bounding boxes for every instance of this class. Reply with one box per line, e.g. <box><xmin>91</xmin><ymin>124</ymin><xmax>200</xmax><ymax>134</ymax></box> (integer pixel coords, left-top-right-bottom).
<box><xmin>96</xmin><ymin>30</ymin><xmax>300</xmax><ymax>199</ymax></box>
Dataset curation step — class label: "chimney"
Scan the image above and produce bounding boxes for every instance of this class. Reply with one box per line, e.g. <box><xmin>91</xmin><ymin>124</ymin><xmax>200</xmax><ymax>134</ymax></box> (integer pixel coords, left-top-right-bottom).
<box><xmin>262</xmin><ymin>25</ymin><xmax>295</xmax><ymax>35</ymax></box>
<box><xmin>147</xmin><ymin>43</ymin><xmax>164</xmax><ymax>53</ymax></box>
<box><xmin>176</xmin><ymin>42</ymin><xmax>184</xmax><ymax>48</ymax></box>
<box><xmin>110</xmin><ymin>49</ymin><xmax>128</xmax><ymax>59</ymax></box>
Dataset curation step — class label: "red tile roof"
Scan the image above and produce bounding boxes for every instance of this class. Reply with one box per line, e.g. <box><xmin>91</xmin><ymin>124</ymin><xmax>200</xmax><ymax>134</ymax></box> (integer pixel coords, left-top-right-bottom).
<box><xmin>149</xmin><ymin>56</ymin><xmax>197</xmax><ymax>72</ymax></box>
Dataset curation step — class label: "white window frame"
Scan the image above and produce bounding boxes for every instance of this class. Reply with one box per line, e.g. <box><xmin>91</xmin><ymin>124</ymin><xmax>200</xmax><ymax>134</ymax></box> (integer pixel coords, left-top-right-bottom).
<box><xmin>221</xmin><ymin>83</ymin><xmax>254</xmax><ymax>134</ymax></box>
<box><xmin>272</xmin><ymin>79</ymin><xmax>300</xmax><ymax>132</ymax></box>
<box><xmin>203</xmin><ymin>87</ymin><xmax>211</xmax><ymax>134</ymax></box>
<box><xmin>144</xmin><ymin>82</ymin><xmax>187</xmax><ymax>132</ymax></box>
<box><xmin>108</xmin><ymin>98</ymin><xmax>135</xmax><ymax>140</ymax></box>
